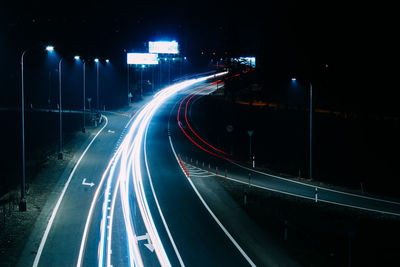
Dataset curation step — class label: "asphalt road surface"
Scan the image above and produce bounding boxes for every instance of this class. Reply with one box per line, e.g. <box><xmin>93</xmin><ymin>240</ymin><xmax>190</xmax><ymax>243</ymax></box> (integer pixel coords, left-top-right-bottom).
<box><xmin>171</xmin><ymin>79</ymin><xmax>400</xmax><ymax>218</ymax></box>
<box><xmin>18</xmin><ymin>73</ymin><xmax>400</xmax><ymax>267</ymax></box>
<box><xmin>19</xmin><ymin>73</ymin><xmax>255</xmax><ymax>267</ymax></box>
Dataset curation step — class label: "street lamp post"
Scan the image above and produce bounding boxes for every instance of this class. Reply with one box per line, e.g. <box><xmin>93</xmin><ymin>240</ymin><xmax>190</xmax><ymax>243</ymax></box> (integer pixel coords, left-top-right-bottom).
<box><xmin>168</xmin><ymin>58</ymin><xmax>171</xmax><ymax>84</ymax></box>
<box><xmin>48</xmin><ymin>70</ymin><xmax>52</xmax><ymax>109</ymax></box>
<box><xmin>19</xmin><ymin>49</ymin><xmax>29</xmax><ymax>211</ymax></box>
<box><xmin>248</xmin><ymin>130</ymin><xmax>254</xmax><ymax>165</ymax></box>
<box><xmin>152</xmin><ymin>65</ymin><xmax>155</xmax><ymax>92</ymax></box>
<box><xmin>82</xmin><ymin>60</ymin><xmax>86</xmax><ymax>133</ymax></box>
<box><xmin>19</xmin><ymin>46</ymin><xmax>53</xmax><ymax>211</ymax></box>
<box><xmin>292</xmin><ymin>78</ymin><xmax>313</xmax><ymax>179</ymax></box>
<box><xmin>140</xmin><ymin>65</ymin><xmax>144</xmax><ymax>97</ymax></box>
<box><xmin>83</xmin><ymin>61</ymin><xmax>86</xmax><ymax>132</ymax></box>
<box><xmin>95</xmin><ymin>59</ymin><xmax>99</xmax><ymax>110</ymax></box>
<box><xmin>127</xmin><ymin>64</ymin><xmax>130</xmax><ymax>104</ymax></box>
<box><xmin>309</xmin><ymin>82</ymin><xmax>313</xmax><ymax>180</ymax></box>
<box><xmin>58</xmin><ymin>58</ymin><xmax>63</xmax><ymax>160</ymax></box>
<box><xmin>74</xmin><ymin>56</ymin><xmax>86</xmax><ymax>133</ymax></box>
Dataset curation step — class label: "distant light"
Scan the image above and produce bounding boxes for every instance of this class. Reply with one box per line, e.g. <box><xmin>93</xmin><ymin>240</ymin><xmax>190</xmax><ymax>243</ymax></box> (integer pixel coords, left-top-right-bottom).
<box><xmin>105</xmin><ymin>59</ymin><xmax>110</xmax><ymax>63</ymax></box>
<box><xmin>184</xmin><ymin>57</ymin><xmax>187</xmax><ymax>60</ymax></box>
<box><xmin>74</xmin><ymin>55</ymin><xmax>80</xmax><ymax>60</ymax></box>
<box><xmin>94</xmin><ymin>58</ymin><xmax>99</xmax><ymax>63</ymax></box>
<box><xmin>46</xmin><ymin>46</ymin><xmax>54</xmax><ymax>52</ymax></box>
<box><xmin>291</xmin><ymin>78</ymin><xmax>297</xmax><ymax>81</ymax></box>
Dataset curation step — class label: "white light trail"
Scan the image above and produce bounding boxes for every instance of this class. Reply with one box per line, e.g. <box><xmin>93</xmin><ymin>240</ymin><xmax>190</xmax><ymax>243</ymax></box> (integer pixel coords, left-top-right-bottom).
<box><xmin>80</xmin><ymin>72</ymin><xmax>228</xmax><ymax>267</ymax></box>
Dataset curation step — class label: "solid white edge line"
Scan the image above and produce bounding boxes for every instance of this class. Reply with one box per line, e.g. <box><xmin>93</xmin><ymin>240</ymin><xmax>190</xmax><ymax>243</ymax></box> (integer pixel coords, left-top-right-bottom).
<box><xmin>168</xmin><ymin>135</ymin><xmax>256</xmax><ymax>267</ymax></box>
<box><xmin>106</xmin><ymin>172</ymin><xmax>120</xmax><ymax>267</ymax></box>
<box><xmin>210</xmin><ymin>171</ymin><xmax>400</xmax><ymax>217</ymax></box>
<box><xmin>32</xmin><ymin>115</ymin><xmax>109</xmax><ymax>267</ymax></box>
<box><xmin>144</xmin><ymin>121</ymin><xmax>185</xmax><ymax>267</ymax></box>
<box><xmin>184</xmin><ymin>80</ymin><xmax>400</xmax><ymax>207</ymax></box>
<box><xmin>231</xmin><ymin>157</ymin><xmax>400</xmax><ymax>206</ymax></box>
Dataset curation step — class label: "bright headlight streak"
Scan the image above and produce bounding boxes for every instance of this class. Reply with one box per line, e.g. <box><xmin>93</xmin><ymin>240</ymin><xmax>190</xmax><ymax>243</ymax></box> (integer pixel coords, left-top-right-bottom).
<box><xmin>131</xmin><ymin>112</ymin><xmax>170</xmax><ymax>266</ymax></box>
<box><xmin>78</xmin><ymin>113</ymin><xmax>144</xmax><ymax>267</ymax></box>
<box><xmin>98</xmin><ymin>151</ymin><xmax>119</xmax><ymax>267</ymax></box>
<box><xmin>81</xmin><ymin>72</ymin><xmax>228</xmax><ymax>267</ymax></box>
<box><xmin>106</xmin><ymin>174</ymin><xmax>120</xmax><ymax>267</ymax></box>
<box><xmin>77</xmin><ymin>137</ymin><xmax>124</xmax><ymax>267</ymax></box>
<box><xmin>118</xmin><ymin>73</ymin><xmax>228</xmax><ymax>266</ymax></box>
<box><xmin>112</xmin><ymin>114</ymin><xmax>147</xmax><ymax>267</ymax></box>
<box><xmin>120</xmin><ymin>155</ymin><xmax>143</xmax><ymax>267</ymax></box>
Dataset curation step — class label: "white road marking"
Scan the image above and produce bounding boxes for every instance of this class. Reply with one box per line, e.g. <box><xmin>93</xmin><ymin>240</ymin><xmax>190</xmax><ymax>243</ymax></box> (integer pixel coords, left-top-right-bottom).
<box><xmin>211</xmin><ymin>170</ymin><xmax>400</xmax><ymax>217</ymax></box>
<box><xmin>168</xmin><ymin>135</ymin><xmax>256</xmax><ymax>267</ymax></box>
<box><xmin>231</xmin><ymin>161</ymin><xmax>400</xmax><ymax>206</ymax></box>
<box><xmin>136</xmin><ymin>233</ymin><xmax>155</xmax><ymax>252</ymax></box>
<box><xmin>32</xmin><ymin>115</ymin><xmax>108</xmax><ymax>267</ymax></box>
<box><xmin>81</xmin><ymin>178</ymin><xmax>95</xmax><ymax>187</ymax></box>
<box><xmin>144</xmin><ymin>121</ymin><xmax>185</xmax><ymax>266</ymax></box>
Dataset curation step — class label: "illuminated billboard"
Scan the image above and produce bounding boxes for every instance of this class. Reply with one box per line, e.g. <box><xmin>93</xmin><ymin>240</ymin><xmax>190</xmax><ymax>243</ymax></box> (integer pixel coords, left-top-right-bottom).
<box><xmin>232</xmin><ymin>57</ymin><xmax>256</xmax><ymax>68</ymax></box>
<box><xmin>149</xmin><ymin>41</ymin><xmax>179</xmax><ymax>54</ymax></box>
<box><xmin>127</xmin><ymin>53</ymin><xmax>159</xmax><ymax>65</ymax></box>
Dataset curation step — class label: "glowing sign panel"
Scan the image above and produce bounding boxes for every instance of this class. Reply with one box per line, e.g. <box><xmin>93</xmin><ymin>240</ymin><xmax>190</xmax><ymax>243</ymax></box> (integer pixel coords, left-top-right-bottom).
<box><xmin>232</xmin><ymin>57</ymin><xmax>256</xmax><ymax>68</ymax></box>
<box><xmin>149</xmin><ymin>41</ymin><xmax>179</xmax><ymax>54</ymax></box>
<box><xmin>127</xmin><ymin>53</ymin><xmax>159</xmax><ymax>65</ymax></box>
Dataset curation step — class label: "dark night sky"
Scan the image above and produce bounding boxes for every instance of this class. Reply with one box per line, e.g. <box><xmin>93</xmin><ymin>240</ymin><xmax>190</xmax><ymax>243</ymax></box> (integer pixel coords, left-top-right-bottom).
<box><xmin>1</xmin><ymin>0</ymin><xmax>398</xmax><ymax>113</ymax></box>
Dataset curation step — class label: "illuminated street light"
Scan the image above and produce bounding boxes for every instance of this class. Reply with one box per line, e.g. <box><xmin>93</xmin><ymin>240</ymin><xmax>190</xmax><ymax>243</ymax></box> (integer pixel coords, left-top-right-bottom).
<box><xmin>57</xmin><ymin>57</ymin><xmax>64</xmax><ymax>159</ymax></box>
<box><xmin>94</xmin><ymin>58</ymin><xmax>110</xmax><ymax>110</ymax></box>
<box><xmin>74</xmin><ymin>56</ymin><xmax>86</xmax><ymax>132</ymax></box>
<box><xmin>291</xmin><ymin>78</ymin><xmax>313</xmax><ymax>179</ymax></box>
<box><xmin>19</xmin><ymin>45</ymin><xmax>54</xmax><ymax>211</ymax></box>
<box><xmin>95</xmin><ymin>59</ymin><xmax>99</xmax><ymax>109</ymax></box>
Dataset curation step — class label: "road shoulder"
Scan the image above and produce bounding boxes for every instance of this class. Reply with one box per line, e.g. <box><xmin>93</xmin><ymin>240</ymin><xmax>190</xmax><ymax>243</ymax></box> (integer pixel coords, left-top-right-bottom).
<box><xmin>189</xmin><ymin>173</ymin><xmax>300</xmax><ymax>266</ymax></box>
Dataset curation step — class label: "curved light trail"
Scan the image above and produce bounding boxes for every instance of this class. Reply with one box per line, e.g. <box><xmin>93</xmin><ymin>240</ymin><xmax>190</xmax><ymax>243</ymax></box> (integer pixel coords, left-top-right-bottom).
<box><xmin>78</xmin><ymin>72</ymin><xmax>227</xmax><ymax>267</ymax></box>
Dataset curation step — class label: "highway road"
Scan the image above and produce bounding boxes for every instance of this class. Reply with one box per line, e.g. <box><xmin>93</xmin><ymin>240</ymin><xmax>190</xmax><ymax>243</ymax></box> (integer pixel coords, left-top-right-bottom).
<box><xmin>171</xmin><ymin>79</ymin><xmax>400</xmax><ymax>218</ymax></box>
<box><xmin>18</xmin><ymin>72</ymin><xmax>400</xmax><ymax>267</ymax></box>
<box><xmin>19</xmin><ymin>73</ymin><xmax>258</xmax><ymax>267</ymax></box>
